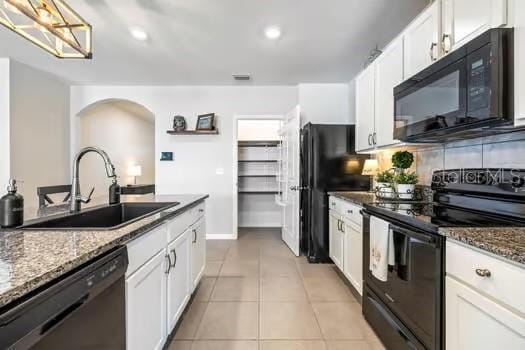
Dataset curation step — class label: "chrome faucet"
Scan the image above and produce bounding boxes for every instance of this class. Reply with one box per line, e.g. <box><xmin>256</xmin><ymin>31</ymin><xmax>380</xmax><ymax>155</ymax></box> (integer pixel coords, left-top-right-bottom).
<box><xmin>70</xmin><ymin>147</ymin><xmax>117</xmax><ymax>212</ymax></box>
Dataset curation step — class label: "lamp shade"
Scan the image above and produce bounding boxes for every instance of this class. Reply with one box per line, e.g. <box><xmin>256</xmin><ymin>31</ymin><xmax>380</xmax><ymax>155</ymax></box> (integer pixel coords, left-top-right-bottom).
<box><xmin>362</xmin><ymin>159</ymin><xmax>379</xmax><ymax>176</ymax></box>
<box><xmin>128</xmin><ymin>165</ymin><xmax>142</xmax><ymax>177</ymax></box>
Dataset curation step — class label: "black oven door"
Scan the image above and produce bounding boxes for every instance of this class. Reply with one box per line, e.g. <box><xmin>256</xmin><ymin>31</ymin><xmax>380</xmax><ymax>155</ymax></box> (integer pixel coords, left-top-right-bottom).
<box><xmin>364</xmin><ymin>218</ymin><xmax>443</xmax><ymax>350</ymax></box>
<box><xmin>394</xmin><ymin>57</ymin><xmax>468</xmax><ymax>141</ymax></box>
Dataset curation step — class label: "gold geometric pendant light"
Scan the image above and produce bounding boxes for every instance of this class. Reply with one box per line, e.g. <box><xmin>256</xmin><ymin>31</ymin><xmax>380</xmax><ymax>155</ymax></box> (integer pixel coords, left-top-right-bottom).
<box><xmin>0</xmin><ymin>0</ymin><xmax>92</xmax><ymax>58</ymax></box>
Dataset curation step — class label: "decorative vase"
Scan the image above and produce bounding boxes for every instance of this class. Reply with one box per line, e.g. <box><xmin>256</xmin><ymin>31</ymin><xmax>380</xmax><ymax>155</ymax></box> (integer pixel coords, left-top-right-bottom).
<box><xmin>396</xmin><ymin>184</ymin><xmax>415</xmax><ymax>200</ymax></box>
<box><xmin>376</xmin><ymin>182</ymin><xmax>395</xmax><ymax>199</ymax></box>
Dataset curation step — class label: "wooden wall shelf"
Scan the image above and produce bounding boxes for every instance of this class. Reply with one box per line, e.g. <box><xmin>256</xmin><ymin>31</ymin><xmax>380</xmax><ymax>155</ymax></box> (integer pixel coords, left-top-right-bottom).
<box><xmin>166</xmin><ymin>129</ymin><xmax>219</xmax><ymax>135</ymax></box>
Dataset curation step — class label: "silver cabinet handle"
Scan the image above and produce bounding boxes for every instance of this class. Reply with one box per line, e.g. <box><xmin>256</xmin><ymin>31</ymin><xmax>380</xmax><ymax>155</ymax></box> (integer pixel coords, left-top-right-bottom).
<box><xmin>368</xmin><ymin>134</ymin><xmax>373</xmax><ymax>146</ymax></box>
<box><xmin>170</xmin><ymin>249</ymin><xmax>177</xmax><ymax>268</ymax></box>
<box><xmin>372</xmin><ymin>132</ymin><xmax>377</xmax><ymax>145</ymax></box>
<box><xmin>192</xmin><ymin>229</ymin><xmax>197</xmax><ymax>243</ymax></box>
<box><xmin>198</xmin><ymin>208</ymin><xmax>204</xmax><ymax>213</ymax></box>
<box><xmin>442</xmin><ymin>33</ymin><xmax>451</xmax><ymax>54</ymax></box>
<box><xmin>347</xmin><ymin>209</ymin><xmax>353</xmax><ymax>214</ymax></box>
<box><xmin>430</xmin><ymin>42</ymin><xmax>438</xmax><ymax>61</ymax></box>
<box><xmin>337</xmin><ymin>220</ymin><xmax>341</xmax><ymax>231</ymax></box>
<box><xmin>475</xmin><ymin>268</ymin><xmax>491</xmax><ymax>278</ymax></box>
<box><xmin>165</xmin><ymin>254</ymin><xmax>172</xmax><ymax>274</ymax></box>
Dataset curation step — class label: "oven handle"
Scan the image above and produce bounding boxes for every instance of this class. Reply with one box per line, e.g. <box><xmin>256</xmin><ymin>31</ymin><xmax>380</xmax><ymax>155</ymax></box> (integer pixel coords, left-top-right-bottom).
<box><xmin>389</xmin><ymin>223</ymin><xmax>437</xmax><ymax>245</ymax></box>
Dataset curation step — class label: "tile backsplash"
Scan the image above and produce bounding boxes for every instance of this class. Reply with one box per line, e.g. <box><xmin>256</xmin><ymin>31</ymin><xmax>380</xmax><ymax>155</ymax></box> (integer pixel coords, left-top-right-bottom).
<box><xmin>375</xmin><ymin>130</ymin><xmax>525</xmax><ymax>186</ymax></box>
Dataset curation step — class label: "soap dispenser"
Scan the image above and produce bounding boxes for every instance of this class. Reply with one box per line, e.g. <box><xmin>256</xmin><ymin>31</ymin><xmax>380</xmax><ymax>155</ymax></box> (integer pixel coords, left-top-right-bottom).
<box><xmin>109</xmin><ymin>177</ymin><xmax>121</xmax><ymax>205</ymax></box>
<box><xmin>0</xmin><ymin>179</ymin><xmax>24</xmax><ymax>228</ymax></box>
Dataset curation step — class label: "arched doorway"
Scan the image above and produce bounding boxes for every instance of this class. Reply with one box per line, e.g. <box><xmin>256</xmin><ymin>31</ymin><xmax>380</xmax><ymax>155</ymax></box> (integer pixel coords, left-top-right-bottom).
<box><xmin>76</xmin><ymin>99</ymin><xmax>155</xmax><ymax>198</ymax></box>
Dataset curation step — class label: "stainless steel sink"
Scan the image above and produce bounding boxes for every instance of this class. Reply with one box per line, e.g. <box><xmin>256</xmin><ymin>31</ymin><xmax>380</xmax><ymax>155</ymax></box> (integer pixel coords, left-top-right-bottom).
<box><xmin>21</xmin><ymin>202</ymin><xmax>180</xmax><ymax>231</ymax></box>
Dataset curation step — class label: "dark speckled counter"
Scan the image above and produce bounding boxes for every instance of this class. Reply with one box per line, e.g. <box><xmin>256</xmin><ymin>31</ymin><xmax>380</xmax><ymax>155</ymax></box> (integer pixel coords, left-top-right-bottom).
<box><xmin>0</xmin><ymin>194</ymin><xmax>208</xmax><ymax>309</ymax></box>
<box><xmin>440</xmin><ymin>227</ymin><xmax>525</xmax><ymax>266</ymax></box>
<box><xmin>327</xmin><ymin>191</ymin><xmax>378</xmax><ymax>206</ymax></box>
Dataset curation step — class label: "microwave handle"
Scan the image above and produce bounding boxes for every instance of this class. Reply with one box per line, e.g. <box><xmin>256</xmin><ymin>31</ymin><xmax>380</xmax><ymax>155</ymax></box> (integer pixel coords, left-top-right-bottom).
<box><xmin>388</xmin><ymin>223</ymin><xmax>437</xmax><ymax>245</ymax></box>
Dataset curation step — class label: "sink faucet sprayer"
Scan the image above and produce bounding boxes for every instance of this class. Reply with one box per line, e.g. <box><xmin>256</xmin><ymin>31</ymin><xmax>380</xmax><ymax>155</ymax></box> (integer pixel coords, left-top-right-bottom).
<box><xmin>70</xmin><ymin>147</ymin><xmax>118</xmax><ymax>212</ymax></box>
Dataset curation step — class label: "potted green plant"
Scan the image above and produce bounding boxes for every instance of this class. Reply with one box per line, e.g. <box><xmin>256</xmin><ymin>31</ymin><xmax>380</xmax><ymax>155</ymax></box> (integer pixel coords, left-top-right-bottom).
<box><xmin>391</xmin><ymin>151</ymin><xmax>414</xmax><ymax>173</ymax></box>
<box><xmin>375</xmin><ymin>170</ymin><xmax>395</xmax><ymax>199</ymax></box>
<box><xmin>395</xmin><ymin>171</ymin><xmax>419</xmax><ymax>199</ymax></box>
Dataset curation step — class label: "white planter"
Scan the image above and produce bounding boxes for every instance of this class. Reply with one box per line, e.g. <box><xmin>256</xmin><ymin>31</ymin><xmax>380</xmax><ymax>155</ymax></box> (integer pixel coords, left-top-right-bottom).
<box><xmin>376</xmin><ymin>182</ymin><xmax>395</xmax><ymax>199</ymax></box>
<box><xmin>396</xmin><ymin>184</ymin><xmax>416</xmax><ymax>200</ymax></box>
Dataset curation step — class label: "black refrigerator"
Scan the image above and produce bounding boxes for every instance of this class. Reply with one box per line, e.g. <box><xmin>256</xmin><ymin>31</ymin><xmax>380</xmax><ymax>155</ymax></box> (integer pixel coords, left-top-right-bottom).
<box><xmin>300</xmin><ymin>123</ymin><xmax>370</xmax><ymax>263</ymax></box>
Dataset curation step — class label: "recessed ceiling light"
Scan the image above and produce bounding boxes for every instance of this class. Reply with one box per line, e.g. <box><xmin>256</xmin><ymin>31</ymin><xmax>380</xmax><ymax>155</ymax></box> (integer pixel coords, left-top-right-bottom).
<box><xmin>130</xmin><ymin>27</ymin><xmax>148</xmax><ymax>41</ymax></box>
<box><xmin>264</xmin><ymin>26</ymin><xmax>281</xmax><ymax>40</ymax></box>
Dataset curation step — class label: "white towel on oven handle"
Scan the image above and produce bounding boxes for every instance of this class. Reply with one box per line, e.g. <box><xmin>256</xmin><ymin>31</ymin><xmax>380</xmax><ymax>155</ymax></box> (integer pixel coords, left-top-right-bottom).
<box><xmin>369</xmin><ymin>216</ymin><xmax>395</xmax><ymax>282</ymax></box>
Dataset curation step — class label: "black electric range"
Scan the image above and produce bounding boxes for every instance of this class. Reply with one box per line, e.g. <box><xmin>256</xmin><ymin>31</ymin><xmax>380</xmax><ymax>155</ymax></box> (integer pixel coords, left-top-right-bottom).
<box><xmin>362</xmin><ymin>168</ymin><xmax>525</xmax><ymax>350</ymax></box>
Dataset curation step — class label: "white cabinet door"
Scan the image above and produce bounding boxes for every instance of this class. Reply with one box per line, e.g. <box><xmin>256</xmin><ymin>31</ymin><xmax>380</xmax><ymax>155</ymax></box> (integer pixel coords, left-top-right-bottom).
<box><xmin>404</xmin><ymin>1</ymin><xmax>440</xmax><ymax>77</ymax></box>
<box><xmin>514</xmin><ymin>0</ymin><xmax>525</xmax><ymax>126</ymax></box>
<box><xmin>446</xmin><ymin>276</ymin><xmax>525</xmax><ymax>350</ymax></box>
<box><xmin>329</xmin><ymin>210</ymin><xmax>344</xmax><ymax>270</ymax></box>
<box><xmin>374</xmin><ymin>36</ymin><xmax>404</xmax><ymax>148</ymax></box>
<box><xmin>355</xmin><ymin>65</ymin><xmax>376</xmax><ymax>152</ymax></box>
<box><xmin>191</xmin><ymin>217</ymin><xmax>206</xmax><ymax>291</ymax></box>
<box><xmin>442</xmin><ymin>0</ymin><xmax>507</xmax><ymax>53</ymax></box>
<box><xmin>166</xmin><ymin>229</ymin><xmax>191</xmax><ymax>333</ymax></box>
<box><xmin>343</xmin><ymin>220</ymin><xmax>363</xmax><ymax>295</ymax></box>
<box><xmin>126</xmin><ymin>250</ymin><xmax>167</xmax><ymax>350</ymax></box>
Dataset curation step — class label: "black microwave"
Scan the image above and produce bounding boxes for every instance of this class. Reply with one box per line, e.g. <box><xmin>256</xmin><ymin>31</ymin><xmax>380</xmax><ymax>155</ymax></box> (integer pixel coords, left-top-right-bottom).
<box><xmin>394</xmin><ymin>28</ymin><xmax>514</xmax><ymax>142</ymax></box>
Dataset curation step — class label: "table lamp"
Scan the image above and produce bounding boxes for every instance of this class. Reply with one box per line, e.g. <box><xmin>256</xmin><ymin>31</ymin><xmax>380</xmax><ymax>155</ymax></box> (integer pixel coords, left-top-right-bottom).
<box><xmin>362</xmin><ymin>159</ymin><xmax>379</xmax><ymax>191</ymax></box>
<box><xmin>128</xmin><ymin>165</ymin><xmax>142</xmax><ymax>185</ymax></box>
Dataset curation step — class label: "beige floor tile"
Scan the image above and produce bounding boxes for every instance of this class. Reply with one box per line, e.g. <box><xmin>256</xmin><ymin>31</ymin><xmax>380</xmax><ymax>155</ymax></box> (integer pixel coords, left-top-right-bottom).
<box><xmin>259</xmin><ymin>244</ymin><xmax>296</xmax><ymax>259</ymax></box>
<box><xmin>303</xmin><ymin>277</ymin><xmax>355</xmax><ymax>302</ymax></box>
<box><xmin>195</xmin><ymin>302</ymin><xmax>258</xmax><ymax>340</ymax></box>
<box><xmin>325</xmin><ymin>340</ymin><xmax>373</xmax><ymax>350</ymax></box>
<box><xmin>311</xmin><ymin>303</ymin><xmax>366</xmax><ymax>340</ymax></box>
<box><xmin>207</xmin><ymin>240</ymin><xmax>232</xmax><ymax>251</ymax></box>
<box><xmin>194</xmin><ymin>278</ymin><xmax>217</xmax><ymax>302</ymax></box>
<box><xmin>260</xmin><ymin>302</ymin><xmax>322</xmax><ymax>340</ymax></box>
<box><xmin>260</xmin><ymin>277</ymin><xmax>308</xmax><ymax>302</ymax></box>
<box><xmin>191</xmin><ymin>340</ymin><xmax>258</xmax><ymax>350</ymax></box>
<box><xmin>203</xmin><ymin>261</ymin><xmax>223</xmax><ymax>277</ymax></box>
<box><xmin>260</xmin><ymin>258</ymin><xmax>300</xmax><ymax>278</ymax></box>
<box><xmin>207</xmin><ymin>246</ymin><xmax>230</xmax><ymax>261</ymax></box>
<box><xmin>260</xmin><ymin>340</ymin><xmax>327</xmax><ymax>350</ymax></box>
<box><xmin>175</xmin><ymin>302</ymin><xmax>208</xmax><ymax>340</ymax></box>
<box><xmin>296</xmin><ymin>263</ymin><xmax>340</xmax><ymax>279</ymax></box>
<box><xmin>220</xmin><ymin>260</ymin><xmax>259</xmax><ymax>277</ymax></box>
<box><xmin>210</xmin><ymin>277</ymin><xmax>259</xmax><ymax>301</ymax></box>
<box><xmin>168</xmin><ymin>340</ymin><xmax>192</xmax><ymax>350</ymax></box>
<box><xmin>224</xmin><ymin>245</ymin><xmax>260</xmax><ymax>260</ymax></box>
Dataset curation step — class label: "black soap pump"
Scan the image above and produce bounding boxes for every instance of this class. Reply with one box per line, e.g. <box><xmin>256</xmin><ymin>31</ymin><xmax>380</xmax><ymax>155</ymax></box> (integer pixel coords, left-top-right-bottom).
<box><xmin>0</xmin><ymin>179</ymin><xmax>24</xmax><ymax>228</ymax></box>
<box><xmin>109</xmin><ymin>177</ymin><xmax>121</xmax><ymax>205</ymax></box>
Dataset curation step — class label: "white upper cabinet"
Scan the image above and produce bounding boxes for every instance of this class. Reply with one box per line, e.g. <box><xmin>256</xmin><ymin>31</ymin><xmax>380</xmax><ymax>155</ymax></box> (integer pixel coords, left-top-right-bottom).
<box><xmin>513</xmin><ymin>0</ymin><xmax>525</xmax><ymax>125</ymax></box>
<box><xmin>355</xmin><ymin>65</ymin><xmax>376</xmax><ymax>152</ymax></box>
<box><xmin>374</xmin><ymin>37</ymin><xmax>404</xmax><ymax>148</ymax></box>
<box><xmin>403</xmin><ymin>1</ymin><xmax>440</xmax><ymax>78</ymax></box>
<box><xmin>441</xmin><ymin>0</ymin><xmax>507</xmax><ymax>53</ymax></box>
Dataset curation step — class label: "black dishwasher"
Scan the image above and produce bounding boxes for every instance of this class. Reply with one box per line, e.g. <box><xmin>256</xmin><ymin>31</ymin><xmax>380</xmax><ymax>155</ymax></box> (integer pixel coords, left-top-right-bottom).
<box><xmin>0</xmin><ymin>246</ymin><xmax>128</xmax><ymax>350</ymax></box>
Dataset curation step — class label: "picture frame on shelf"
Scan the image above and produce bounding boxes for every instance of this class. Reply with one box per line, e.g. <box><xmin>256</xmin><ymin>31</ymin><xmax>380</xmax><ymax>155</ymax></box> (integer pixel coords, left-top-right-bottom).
<box><xmin>196</xmin><ymin>113</ymin><xmax>215</xmax><ymax>130</ymax></box>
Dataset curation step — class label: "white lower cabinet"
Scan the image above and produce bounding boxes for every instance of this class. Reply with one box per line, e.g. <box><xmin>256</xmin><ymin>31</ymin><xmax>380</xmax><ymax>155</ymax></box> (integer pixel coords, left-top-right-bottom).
<box><xmin>166</xmin><ymin>229</ymin><xmax>191</xmax><ymax>333</ymax></box>
<box><xmin>191</xmin><ymin>217</ymin><xmax>206</xmax><ymax>291</ymax></box>
<box><xmin>328</xmin><ymin>196</ymin><xmax>363</xmax><ymax>295</ymax></box>
<box><xmin>125</xmin><ymin>202</ymin><xmax>206</xmax><ymax>350</ymax></box>
<box><xmin>126</xmin><ymin>250</ymin><xmax>167</xmax><ymax>350</ymax></box>
<box><xmin>446</xmin><ymin>240</ymin><xmax>525</xmax><ymax>349</ymax></box>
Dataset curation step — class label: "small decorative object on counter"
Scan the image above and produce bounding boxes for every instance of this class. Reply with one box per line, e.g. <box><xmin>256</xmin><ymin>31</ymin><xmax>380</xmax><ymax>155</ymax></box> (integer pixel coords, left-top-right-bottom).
<box><xmin>0</xmin><ymin>179</ymin><xmax>24</xmax><ymax>228</ymax></box>
<box><xmin>395</xmin><ymin>171</ymin><xmax>419</xmax><ymax>200</ymax></box>
<box><xmin>375</xmin><ymin>170</ymin><xmax>395</xmax><ymax>199</ymax></box>
<box><xmin>196</xmin><ymin>113</ymin><xmax>215</xmax><ymax>130</ymax></box>
<box><xmin>391</xmin><ymin>151</ymin><xmax>414</xmax><ymax>173</ymax></box>
<box><xmin>172</xmin><ymin>115</ymin><xmax>187</xmax><ymax>132</ymax></box>
<box><xmin>109</xmin><ymin>178</ymin><xmax>121</xmax><ymax>205</ymax></box>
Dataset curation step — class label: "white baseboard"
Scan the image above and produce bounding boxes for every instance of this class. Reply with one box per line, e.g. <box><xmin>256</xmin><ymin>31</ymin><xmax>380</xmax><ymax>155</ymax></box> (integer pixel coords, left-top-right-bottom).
<box><xmin>206</xmin><ymin>234</ymin><xmax>236</xmax><ymax>240</ymax></box>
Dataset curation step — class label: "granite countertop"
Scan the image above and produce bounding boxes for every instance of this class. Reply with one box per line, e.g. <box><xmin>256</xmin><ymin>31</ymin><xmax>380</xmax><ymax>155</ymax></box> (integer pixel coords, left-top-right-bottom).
<box><xmin>440</xmin><ymin>227</ymin><xmax>525</xmax><ymax>266</ymax></box>
<box><xmin>0</xmin><ymin>194</ymin><xmax>208</xmax><ymax>309</ymax></box>
<box><xmin>328</xmin><ymin>191</ymin><xmax>378</xmax><ymax>206</ymax></box>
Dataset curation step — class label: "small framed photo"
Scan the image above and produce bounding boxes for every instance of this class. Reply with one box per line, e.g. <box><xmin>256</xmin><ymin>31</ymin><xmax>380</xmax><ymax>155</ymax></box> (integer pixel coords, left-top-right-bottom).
<box><xmin>196</xmin><ymin>113</ymin><xmax>215</xmax><ymax>130</ymax></box>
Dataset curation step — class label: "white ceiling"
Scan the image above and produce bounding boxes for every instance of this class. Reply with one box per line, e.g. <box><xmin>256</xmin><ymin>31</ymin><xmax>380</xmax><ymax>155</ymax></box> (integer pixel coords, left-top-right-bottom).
<box><xmin>0</xmin><ymin>0</ymin><xmax>428</xmax><ymax>85</ymax></box>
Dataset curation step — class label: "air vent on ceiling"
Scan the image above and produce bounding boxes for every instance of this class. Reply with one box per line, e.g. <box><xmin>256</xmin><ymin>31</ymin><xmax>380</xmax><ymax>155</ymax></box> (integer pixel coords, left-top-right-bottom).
<box><xmin>233</xmin><ymin>74</ymin><xmax>251</xmax><ymax>81</ymax></box>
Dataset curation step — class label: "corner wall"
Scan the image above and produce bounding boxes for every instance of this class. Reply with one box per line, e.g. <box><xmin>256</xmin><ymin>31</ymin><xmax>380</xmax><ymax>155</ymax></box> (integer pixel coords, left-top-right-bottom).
<box><xmin>0</xmin><ymin>59</ymin><xmax>9</xmax><ymax>188</ymax></box>
<box><xmin>298</xmin><ymin>84</ymin><xmax>353</xmax><ymax>125</ymax></box>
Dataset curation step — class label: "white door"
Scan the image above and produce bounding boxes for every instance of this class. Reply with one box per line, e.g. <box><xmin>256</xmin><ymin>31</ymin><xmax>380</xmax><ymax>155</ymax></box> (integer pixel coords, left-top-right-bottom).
<box><xmin>404</xmin><ymin>1</ymin><xmax>440</xmax><ymax>77</ymax></box>
<box><xmin>343</xmin><ymin>219</ymin><xmax>363</xmax><ymax>295</ymax></box>
<box><xmin>166</xmin><ymin>230</ymin><xmax>191</xmax><ymax>333</ymax></box>
<box><xmin>515</xmin><ymin>0</ymin><xmax>525</xmax><ymax>126</ymax></box>
<box><xmin>328</xmin><ymin>210</ymin><xmax>344</xmax><ymax>270</ymax></box>
<box><xmin>446</xmin><ymin>276</ymin><xmax>525</xmax><ymax>349</ymax></box>
<box><xmin>442</xmin><ymin>0</ymin><xmax>507</xmax><ymax>53</ymax></box>
<box><xmin>126</xmin><ymin>250</ymin><xmax>167</xmax><ymax>350</ymax></box>
<box><xmin>280</xmin><ymin>105</ymin><xmax>301</xmax><ymax>256</ymax></box>
<box><xmin>374</xmin><ymin>36</ymin><xmax>404</xmax><ymax>148</ymax></box>
<box><xmin>191</xmin><ymin>217</ymin><xmax>206</xmax><ymax>290</ymax></box>
<box><xmin>355</xmin><ymin>65</ymin><xmax>376</xmax><ymax>152</ymax></box>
